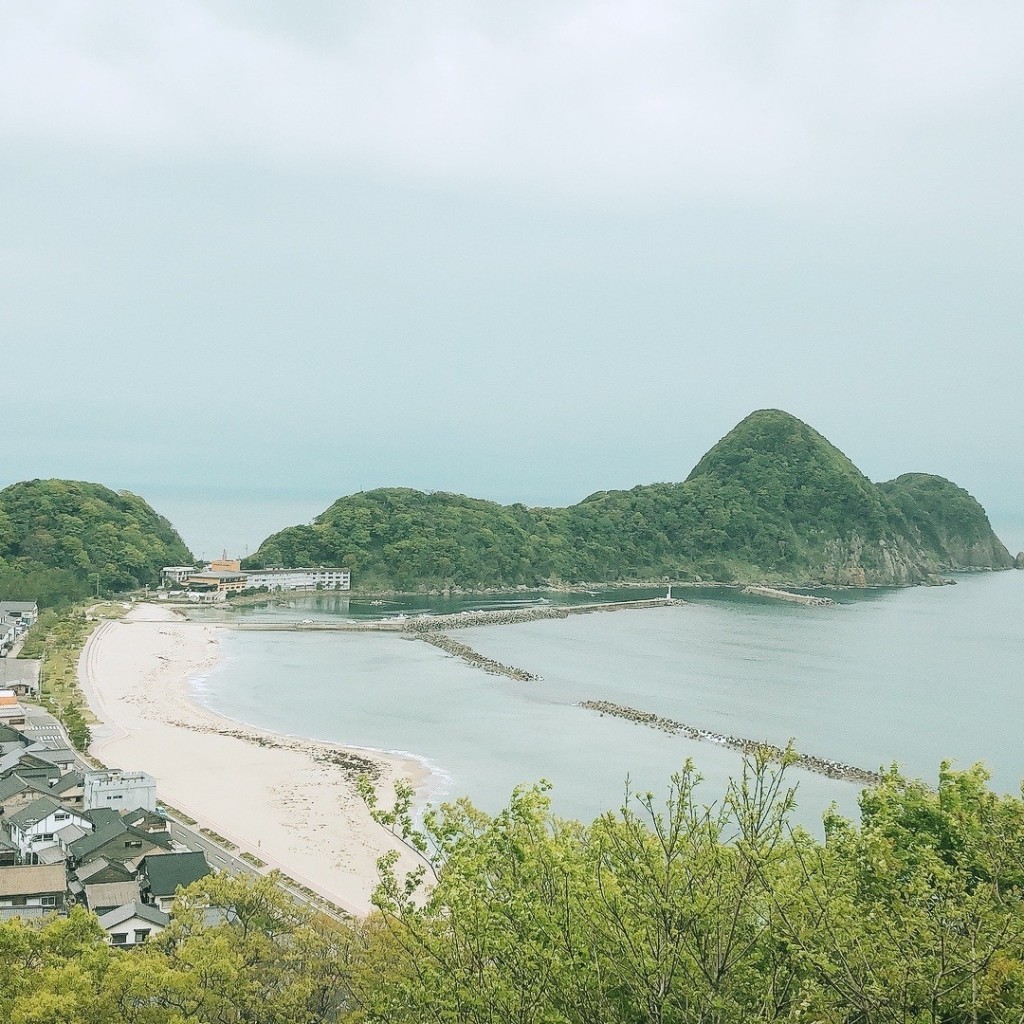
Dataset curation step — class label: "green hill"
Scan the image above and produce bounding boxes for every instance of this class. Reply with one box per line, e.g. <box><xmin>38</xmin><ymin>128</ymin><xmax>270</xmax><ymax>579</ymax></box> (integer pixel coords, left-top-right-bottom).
<box><xmin>0</xmin><ymin>479</ymin><xmax>193</xmax><ymax>606</ymax></box>
<box><xmin>246</xmin><ymin>409</ymin><xmax>1013</xmax><ymax>590</ymax></box>
<box><xmin>879</xmin><ymin>473</ymin><xmax>1014</xmax><ymax>571</ymax></box>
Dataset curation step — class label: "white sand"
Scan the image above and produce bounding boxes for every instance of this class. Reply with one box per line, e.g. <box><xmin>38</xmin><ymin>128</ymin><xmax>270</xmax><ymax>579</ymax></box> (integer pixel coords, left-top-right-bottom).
<box><xmin>78</xmin><ymin>603</ymin><xmax>429</xmax><ymax>917</ymax></box>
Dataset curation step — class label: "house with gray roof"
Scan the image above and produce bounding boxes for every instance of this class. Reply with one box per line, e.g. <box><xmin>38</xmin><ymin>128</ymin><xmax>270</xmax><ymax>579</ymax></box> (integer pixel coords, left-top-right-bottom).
<box><xmin>139</xmin><ymin>851</ymin><xmax>211</xmax><ymax>911</ymax></box>
<box><xmin>0</xmin><ymin>602</ymin><xmax>38</xmax><ymax>628</ymax></box>
<box><xmin>69</xmin><ymin>818</ymin><xmax>172</xmax><ymax>869</ymax></box>
<box><xmin>84</xmin><ymin>879</ymin><xmax>142</xmax><ymax>915</ymax></box>
<box><xmin>7</xmin><ymin>795</ymin><xmax>91</xmax><ymax>862</ymax></box>
<box><xmin>0</xmin><ymin>750</ymin><xmax>61</xmax><ymax>781</ymax></box>
<box><xmin>0</xmin><ymin>773</ymin><xmax>53</xmax><ymax>818</ymax></box>
<box><xmin>0</xmin><ymin>864</ymin><xmax>65</xmax><ymax>919</ymax></box>
<box><xmin>0</xmin><ymin>770</ymin><xmax>85</xmax><ymax>820</ymax></box>
<box><xmin>0</xmin><ymin>660</ymin><xmax>40</xmax><ymax>698</ymax></box>
<box><xmin>97</xmin><ymin>901</ymin><xmax>169</xmax><ymax>946</ymax></box>
<box><xmin>0</xmin><ymin>723</ymin><xmax>26</xmax><ymax>757</ymax></box>
<box><xmin>0</xmin><ymin>833</ymin><xmax>17</xmax><ymax>867</ymax></box>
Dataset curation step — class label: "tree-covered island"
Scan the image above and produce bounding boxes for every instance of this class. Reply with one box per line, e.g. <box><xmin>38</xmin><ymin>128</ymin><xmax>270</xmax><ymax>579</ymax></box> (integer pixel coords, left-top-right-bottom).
<box><xmin>246</xmin><ymin>409</ymin><xmax>1014</xmax><ymax>591</ymax></box>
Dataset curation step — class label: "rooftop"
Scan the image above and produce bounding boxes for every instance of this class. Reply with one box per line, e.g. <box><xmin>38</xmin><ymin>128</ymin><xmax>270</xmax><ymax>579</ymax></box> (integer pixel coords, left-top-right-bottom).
<box><xmin>141</xmin><ymin>850</ymin><xmax>211</xmax><ymax>896</ymax></box>
<box><xmin>0</xmin><ymin>864</ymin><xmax>66</xmax><ymax>897</ymax></box>
<box><xmin>98</xmin><ymin>900</ymin><xmax>170</xmax><ymax>930</ymax></box>
<box><xmin>85</xmin><ymin>880</ymin><xmax>142</xmax><ymax>911</ymax></box>
<box><xmin>7</xmin><ymin>794</ymin><xmax>64</xmax><ymax>829</ymax></box>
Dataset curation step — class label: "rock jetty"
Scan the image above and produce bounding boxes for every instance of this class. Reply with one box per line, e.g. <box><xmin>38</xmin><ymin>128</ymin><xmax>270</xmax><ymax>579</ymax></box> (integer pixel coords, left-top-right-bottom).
<box><xmin>402</xmin><ymin>598</ymin><xmax>682</xmax><ymax>634</ymax></box>
<box><xmin>580</xmin><ymin>700</ymin><xmax>880</xmax><ymax>786</ymax></box>
<box><xmin>415</xmin><ymin>632</ymin><xmax>540</xmax><ymax>682</ymax></box>
<box><xmin>741</xmin><ymin>586</ymin><xmax>836</xmax><ymax>607</ymax></box>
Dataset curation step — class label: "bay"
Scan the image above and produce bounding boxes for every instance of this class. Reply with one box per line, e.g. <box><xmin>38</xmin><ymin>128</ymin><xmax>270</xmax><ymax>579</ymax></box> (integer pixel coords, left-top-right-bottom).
<box><xmin>193</xmin><ymin>571</ymin><xmax>1024</xmax><ymax>829</ymax></box>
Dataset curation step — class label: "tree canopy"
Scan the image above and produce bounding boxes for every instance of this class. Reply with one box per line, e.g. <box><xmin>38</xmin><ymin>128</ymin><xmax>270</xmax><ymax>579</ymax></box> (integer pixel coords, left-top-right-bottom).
<box><xmin>0</xmin><ymin>479</ymin><xmax>192</xmax><ymax>606</ymax></box>
<box><xmin>6</xmin><ymin>758</ymin><xmax>1024</xmax><ymax>1021</ymax></box>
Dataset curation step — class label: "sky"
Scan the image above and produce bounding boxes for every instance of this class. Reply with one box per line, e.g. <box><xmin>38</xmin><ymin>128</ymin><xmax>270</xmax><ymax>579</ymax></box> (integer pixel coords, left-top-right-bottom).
<box><xmin>2</xmin><ymin>1</ymin><xmax>1022</xmax><ymax>558</ymax></box>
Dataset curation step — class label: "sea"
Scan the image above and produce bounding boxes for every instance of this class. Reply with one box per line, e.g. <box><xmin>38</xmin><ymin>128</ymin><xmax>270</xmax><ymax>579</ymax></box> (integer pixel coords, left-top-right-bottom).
<box><xmin>186</xmin><ymin>567</ymin><xmax>1024</xmax><ymax>832</ymax></box>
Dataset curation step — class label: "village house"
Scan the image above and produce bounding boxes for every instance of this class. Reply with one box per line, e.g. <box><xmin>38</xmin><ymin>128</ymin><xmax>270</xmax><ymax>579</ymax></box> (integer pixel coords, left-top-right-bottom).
<box><xmin>0</xmin><ymin>602</ymin><xmax>39</xmax><ymax>629</ymax></box>
<box><xmin>0</xmin><ymin>622</ymin><xmax>15</xmax><ymax>656</ymax></box>
<box><xmin>0</xmin><ymin>723</ymin><xmax>24</xmax><ymax>758</ymax></box>
<box><xmin>0</xmin><ymin>864</ymin><xmax>66</xmax><ymax>920</ymax></box>
<box><xmin>0</xmin><ymin>690</ymin><xmax>27</xmax><ymax>727</ymax></box>
<box><xmin>139</xmin><ymin>850</ymin><xmax>211</xmax><ymax>911</ymax></box>
<box><xmin>0</xmin><ymin>660</ymin><xmax>41</xmax><ymax>698</ymax></box>
<box><xmin>0</xmin><ymin>834</ymin><xmax>17</xmax><ymax>867</ymax></box>
<box><xmin>6</xmin><ymin>795</ymin><xmax>92</xmax><ymax>863</ymax></box>
<box><xmin>97</xmin><ymin>901</ymin><xmax>170</xmax><ymax>946</ymax></box>
<box><xmin>69</xmin><ymin>810</ymin><xmax>173</xmax><ymax>869</ymax></box>
<box><xmin>84</xmin><ymin>878</ymin><xmax>143</xmax><ymax>915</ymax></box>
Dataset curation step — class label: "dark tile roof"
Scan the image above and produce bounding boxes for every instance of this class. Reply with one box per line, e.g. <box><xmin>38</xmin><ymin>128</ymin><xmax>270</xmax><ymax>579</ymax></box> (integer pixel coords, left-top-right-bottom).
<box><xmin>7</xmin><ymin>794</ymin><xmax>63</xmax><ymax>830</ymax></box>
<box><xmin>141</xmin><ymin>851</ymin><xmax>211</xmax><ymax>897</ymax></box>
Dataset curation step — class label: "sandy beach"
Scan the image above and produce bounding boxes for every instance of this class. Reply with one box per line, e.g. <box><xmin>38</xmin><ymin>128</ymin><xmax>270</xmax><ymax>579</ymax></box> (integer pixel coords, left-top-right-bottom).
<box><xmin>77</xmin><ymin>604</ymin><xmax>429</xmax><ymax>917</ymax></box>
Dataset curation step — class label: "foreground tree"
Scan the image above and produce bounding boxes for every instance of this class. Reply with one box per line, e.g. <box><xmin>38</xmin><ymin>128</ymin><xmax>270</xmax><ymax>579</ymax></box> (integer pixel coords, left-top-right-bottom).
<box><xmin>360</xmin><ymin>754</ymin><xmax>1024</xmax><ymax>1023</ymax></box>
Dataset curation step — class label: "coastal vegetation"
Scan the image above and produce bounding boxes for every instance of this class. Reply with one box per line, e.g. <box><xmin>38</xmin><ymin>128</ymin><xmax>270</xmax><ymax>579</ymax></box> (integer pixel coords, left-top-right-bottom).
<box><xmin>246</xmin><ymin>409</ymin><xmax>1013</xmax><ymax>590</ymax></box>
<box><xmin>8</xmin><ymin>757</ymin><xmax>1024</xmax><ymax>1021</ymax></box>
<box><xmin>18</xmin><ymin>602</ymin><xmax>127</xmax><ymax>749</ymax></box>
<box><xmin>0</xmin><ymin>479</ymin><xmax>192</xmax><ymax>607</ymax></box>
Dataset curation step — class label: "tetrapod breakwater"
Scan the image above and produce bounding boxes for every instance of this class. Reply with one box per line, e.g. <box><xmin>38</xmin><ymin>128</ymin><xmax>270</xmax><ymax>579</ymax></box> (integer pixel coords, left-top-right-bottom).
<box><xmin>580</xmin><ymin>700</ymin><xmax>881</xmax><ymax>786</ymax></box>
<box><xmin>414</xmin><ymin>632</ymin><xmax>540</xmax><ymax>682</ymax></box>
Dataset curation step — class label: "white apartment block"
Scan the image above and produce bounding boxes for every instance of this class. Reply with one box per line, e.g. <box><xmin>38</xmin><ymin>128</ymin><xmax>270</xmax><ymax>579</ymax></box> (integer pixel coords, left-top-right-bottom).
<box><xmin>242</xmin><ymin>567</ymin><xmax>351</xmax><ymax>591</ymax></box>
<box><xmin>161</xmin><ymin>566</ymin><xmax>197</xmax><ymax>584</ymax></box>
<box><xmin>84</xmin><ymin>770</ymin><xmax>158</xmax><ymax>813</ymax></box>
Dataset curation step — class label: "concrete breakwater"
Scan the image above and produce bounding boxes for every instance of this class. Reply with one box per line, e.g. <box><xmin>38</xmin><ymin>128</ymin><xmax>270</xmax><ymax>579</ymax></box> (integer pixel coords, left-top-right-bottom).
<box><xmin>414</xmin><ymin>633</ymin><xmax>540</xmax><ymax>682</ymax></box>
<box><xmin>580</xmin><ymin>700</ymin><xmax>881</xmax><ymax>786</ymax></box>
<box><xmin>742</xmin><ymin>586</ymin><xmax>836</xmax><ymax>607</ymax></box>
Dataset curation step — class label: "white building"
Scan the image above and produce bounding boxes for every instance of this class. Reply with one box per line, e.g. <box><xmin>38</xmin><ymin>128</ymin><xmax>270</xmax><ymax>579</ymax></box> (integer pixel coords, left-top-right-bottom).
<box><xmin>84</xmin><ymin>770</ymin><xmax>157</xmax><ymax>813</ymax></box>
<box><xmin>161</xmin><ymin>566</ymin><xmax>197</xmax><ymax>584</ymax></box>
<box><xmin>242</xmin><ymin>567</ymin><xmax>351</xmax><ymax>591</ymax></box>
<box><xmin>98</xmin><ymin>900</ymin><xmax>170</xmax><ymax>945</ymax></box>
<box><xmin>0</xmin><ymin>602</ymin><xmax>38</xmax><ymax>629</ymax></box>
<box><xmin>7</xmin><ymin>796</ymin><xmax>92</xmax><ymax>862</ymax></box>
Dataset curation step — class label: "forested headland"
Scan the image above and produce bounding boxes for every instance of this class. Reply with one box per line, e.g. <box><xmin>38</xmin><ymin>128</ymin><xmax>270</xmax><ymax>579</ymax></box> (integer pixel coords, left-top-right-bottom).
<box><xmin>7</xmin><ymin>756</ymin><xmax>1024</xmax><ymax>1022</ymax></box>
<box><xmin>0</xmin><ymin>479</ymin><xmax>192</xmax><ymax>607</ymax></box>
<box><xmin>246</xmin><ymin>409</ymin><xmax>1014</xmax><ymax>590</ymax></box>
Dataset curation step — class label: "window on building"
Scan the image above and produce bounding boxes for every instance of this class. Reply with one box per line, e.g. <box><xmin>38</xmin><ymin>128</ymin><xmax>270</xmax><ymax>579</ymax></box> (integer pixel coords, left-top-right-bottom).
<box><xmin>54</xmin><ymin>813</ymin><xmax>69</xmax><ymax>821</ymax></box>
<box><xmin>40</xmin><ymin>895</ymin><xmax>56</xmax><ymax>907</ymax></box>
<box><xmin>125</xmin><ymin>840</ymin><xmax>143</xmax><ymax>849</ymax></box>
<box><xmin>10</xmin><ymin>896</ymin><xmax>26</xmax><ymax>906</ymax></box>
<box><xmin>110</xmin><ymin>933</ymin><xmax>127</xmax><ymax>945</ymax></box>
<box><xmin>134</xmin><ymin>929</ymin><xmax>151</xmax><ymax>942</ymax></box>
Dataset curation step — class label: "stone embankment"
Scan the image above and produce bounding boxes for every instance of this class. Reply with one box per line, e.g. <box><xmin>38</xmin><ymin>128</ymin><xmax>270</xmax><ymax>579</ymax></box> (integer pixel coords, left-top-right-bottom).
<box><xmin>403</xmin><ymin>607</ymin><xmax>569</xmax><ymax>632</ymax></box>
<box><xmin>231</xmin><ymin>597</ymin><xmax>683</xmax><ymax>634</ymax></box>
<box><xmin>402</xmin><ymin>598</ymin><xmax>681</xmax><ymax>633</ymax></box>
<box><xmin>742</xmin><ymin>586</ymin><xmax>836</xmax><ymax>607</ymax></box>
<box><xmin>580</xmin><ymin>700</ymin><xmax>880</xmax><ymax>786</ymax></box>
<box><xmin>414</xmin><ymin>633</ymin><xmax>540</xmax><ymax>682</ymax></box>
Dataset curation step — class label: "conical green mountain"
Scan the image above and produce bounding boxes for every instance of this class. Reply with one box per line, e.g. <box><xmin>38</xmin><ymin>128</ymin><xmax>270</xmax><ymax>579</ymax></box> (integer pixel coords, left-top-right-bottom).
<box><xmin>0</xmin><ymin>479</ymin><xmax>193</xmax><ymax>606</ymax></box>
<box><xmin>246</xmin><ymin>410</ymin><xmax>1013</xmax><ymax>590</ymax></box>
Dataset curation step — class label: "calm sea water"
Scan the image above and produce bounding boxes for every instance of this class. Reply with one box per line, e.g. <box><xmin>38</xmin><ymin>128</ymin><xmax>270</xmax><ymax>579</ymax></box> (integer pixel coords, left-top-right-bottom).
<box><xmin>193</xmin><ymin>571</ymin><xmax>1024</xmax><ymax>829</ymax></box>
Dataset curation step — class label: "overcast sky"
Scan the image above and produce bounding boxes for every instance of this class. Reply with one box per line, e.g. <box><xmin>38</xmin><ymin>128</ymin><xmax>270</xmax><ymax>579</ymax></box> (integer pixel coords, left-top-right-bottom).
<box><xmin>2</xmin><ymin>1</ymin><xmax>1022</xmax><ymax>557</ymax></box>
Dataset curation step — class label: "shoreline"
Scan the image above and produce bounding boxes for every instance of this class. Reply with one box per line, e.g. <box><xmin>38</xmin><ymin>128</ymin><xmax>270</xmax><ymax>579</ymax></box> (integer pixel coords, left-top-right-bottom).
<box><xmin>77</xmin><ymin>604</ymin><xmax>430</xmax><ymax>917</ymax></box>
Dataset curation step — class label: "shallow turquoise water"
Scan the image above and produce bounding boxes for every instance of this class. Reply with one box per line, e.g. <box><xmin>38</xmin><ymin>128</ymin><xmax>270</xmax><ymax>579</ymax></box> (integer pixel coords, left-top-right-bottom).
<box><xmin>194</xmin><ymin>571</ymin><xmax>1024</xmax><ymax>829</ymax></box>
